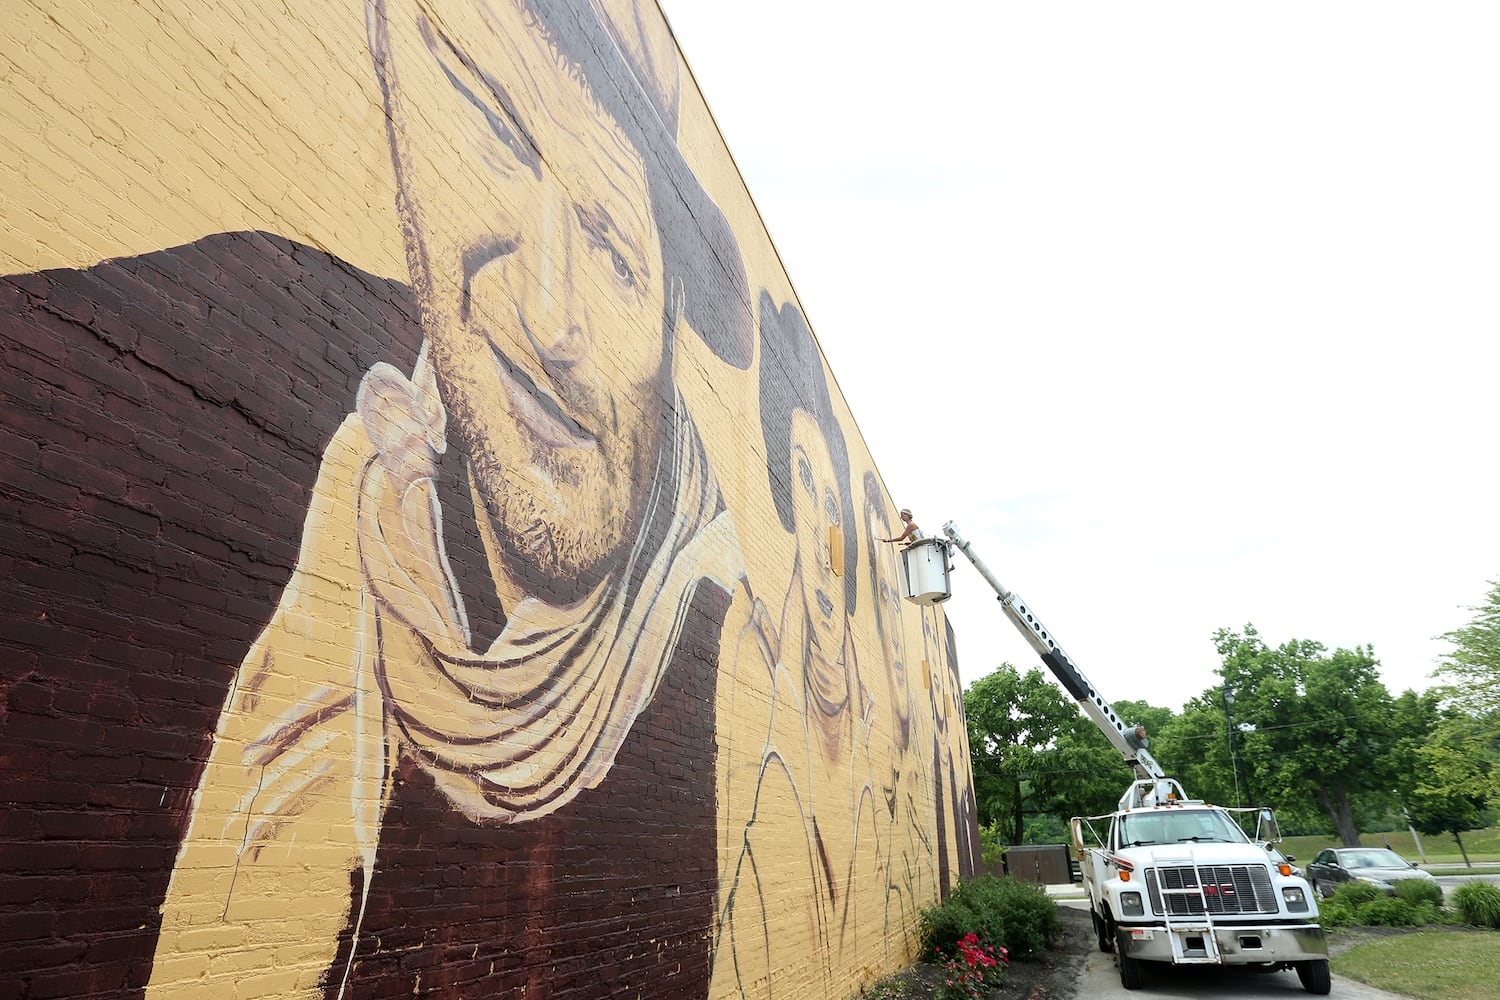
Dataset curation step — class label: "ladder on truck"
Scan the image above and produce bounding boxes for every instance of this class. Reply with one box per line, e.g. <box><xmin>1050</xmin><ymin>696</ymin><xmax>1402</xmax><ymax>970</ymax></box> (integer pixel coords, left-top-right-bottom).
<box><xmin>1153</xmin><ymin>854</ymin><xmax>1223</xmax><ymax>965</ymax></box>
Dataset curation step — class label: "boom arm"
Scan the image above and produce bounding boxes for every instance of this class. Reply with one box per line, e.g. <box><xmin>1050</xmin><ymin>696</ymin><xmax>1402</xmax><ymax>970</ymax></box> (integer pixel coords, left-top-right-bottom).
<box><xmin>942</xmin><ymin>521</ymin><xmax>1166</xmax><ymax>781</ymax></box>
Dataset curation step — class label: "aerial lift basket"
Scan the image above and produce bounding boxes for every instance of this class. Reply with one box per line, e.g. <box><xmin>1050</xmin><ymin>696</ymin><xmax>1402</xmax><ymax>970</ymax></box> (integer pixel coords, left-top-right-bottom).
<box><xmin>898</xmin><ymin>537</ymin><xmax>951</xmax><ymax>606</ymax></box>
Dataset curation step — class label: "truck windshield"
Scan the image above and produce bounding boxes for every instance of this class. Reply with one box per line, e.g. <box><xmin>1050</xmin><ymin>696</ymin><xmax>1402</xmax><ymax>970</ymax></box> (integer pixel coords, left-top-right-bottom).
<box><xmin>1118</xmin><ymin>810</ymin><xmax>1251</xmax><ymax>848</ymax></box>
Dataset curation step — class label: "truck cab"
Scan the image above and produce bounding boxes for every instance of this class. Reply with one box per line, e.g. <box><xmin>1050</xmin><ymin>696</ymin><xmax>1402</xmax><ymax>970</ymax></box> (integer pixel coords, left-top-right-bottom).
<box><xmin>1073</xmin><ymin>781</ymin><xmax>1329</xmax><ymax>992</ymax></box>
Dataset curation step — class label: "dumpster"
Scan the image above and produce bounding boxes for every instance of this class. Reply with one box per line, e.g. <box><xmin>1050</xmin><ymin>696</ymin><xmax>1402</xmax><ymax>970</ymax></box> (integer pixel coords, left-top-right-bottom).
<box><xmin>1000</xmin><ymin>844</ymin><xmax>1074</xmax><ymax>885</ymax></box>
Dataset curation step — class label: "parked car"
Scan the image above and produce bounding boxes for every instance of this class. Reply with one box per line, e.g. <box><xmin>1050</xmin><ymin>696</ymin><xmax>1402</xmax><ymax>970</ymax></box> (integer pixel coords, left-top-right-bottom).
<box><xmin>1306</xmin><ymin>847</ymin><xmax>1435</xmax><ymax>898</ymax></box>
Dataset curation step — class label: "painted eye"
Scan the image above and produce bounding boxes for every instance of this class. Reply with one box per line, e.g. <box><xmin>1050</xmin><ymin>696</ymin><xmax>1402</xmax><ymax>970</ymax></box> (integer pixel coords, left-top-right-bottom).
<box><xmin>609</xmin><ymin>246</ymin><xmax>635</xmax><ymax>285</ymax></box>
<box><xmin>573</xmin><ymin>205</ymin><xmax>640</xmax><ymax>290</ymax></box>
<box><xmin>824</xmin><ymin>489</ymin><xmax>840</xmax><ymax>526</ymax></box>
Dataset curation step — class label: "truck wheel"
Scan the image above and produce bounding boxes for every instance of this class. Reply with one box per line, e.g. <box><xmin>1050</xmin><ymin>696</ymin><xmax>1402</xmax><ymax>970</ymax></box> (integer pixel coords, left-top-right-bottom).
<box><xmin>1296</xmin><ymin>959</ymin><xmax>1331</xmax><ymax>995</ymax></box>
<box><xmin>1092</xmin><ymin>908</ymin><xmax>1114</xmax><ymax>953</ymax></box>
<box><xmin>1115</xmin><ymin>930</ymin><xmax>1145</xmax><ymax>990</ymax></box>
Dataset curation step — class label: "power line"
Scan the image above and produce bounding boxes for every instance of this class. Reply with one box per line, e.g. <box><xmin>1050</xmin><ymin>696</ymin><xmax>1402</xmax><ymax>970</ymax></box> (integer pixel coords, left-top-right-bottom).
<box><xmin>971</xmin><ymin>736</ymin><xmax>1422</xmax><ymax>779</ymax></box>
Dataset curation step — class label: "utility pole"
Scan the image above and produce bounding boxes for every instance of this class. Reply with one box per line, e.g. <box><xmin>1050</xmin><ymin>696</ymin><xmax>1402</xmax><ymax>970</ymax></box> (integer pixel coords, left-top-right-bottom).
<box><xmin>1221</xmin><ymin>684</ymin><xmax>1252</xmax><ymax>807</ymax></box>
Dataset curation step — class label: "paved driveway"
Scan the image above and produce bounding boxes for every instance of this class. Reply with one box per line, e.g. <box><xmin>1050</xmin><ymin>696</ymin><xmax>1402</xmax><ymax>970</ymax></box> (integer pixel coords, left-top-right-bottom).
<box><xmin>1058</xmin><ymin>900</ymin><xmax>1410</xmax><ymax>1000</ymax></box>
<box><xmin>1075</xmin><ymin>947</ymin><xmax>1413</xmax><ymax>1000</ymax></box>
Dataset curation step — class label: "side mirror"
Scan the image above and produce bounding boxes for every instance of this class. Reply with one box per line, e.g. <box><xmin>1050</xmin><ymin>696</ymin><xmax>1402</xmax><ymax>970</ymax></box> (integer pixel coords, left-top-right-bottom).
<box><xmin>1255</xmin><ymin>808</ymin><xmax>1281</xmax><ymax>845</ymax></box>
<box><xmin>1285</xmin><ymin>854</ymin><xmax>1296</xmax><ymax>863</ymax></box>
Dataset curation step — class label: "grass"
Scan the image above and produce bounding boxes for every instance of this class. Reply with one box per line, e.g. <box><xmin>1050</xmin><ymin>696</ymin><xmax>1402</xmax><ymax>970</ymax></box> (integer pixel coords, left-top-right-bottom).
<box><xmin>1332</xmin><ymin>930</ymin><xmax>1500</xmax><ymax>1000</ymax></box>
<box><xmin>1280</xmin><ymin>825</ymin><xmax>1500</xmax><ymax>867</ymax></box>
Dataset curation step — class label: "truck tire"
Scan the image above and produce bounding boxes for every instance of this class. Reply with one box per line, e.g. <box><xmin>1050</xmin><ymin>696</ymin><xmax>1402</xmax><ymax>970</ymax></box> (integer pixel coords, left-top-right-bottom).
<box><xmin>1115</xmin><ymin>930</ymin><xmax>1145</xmax><ymax>990</ymax></box>
<box><xmin>1092</xmin><ymin>908</ymin><xmax>1114</xmax><ymax>953</ymax></box>
<box><xmin>1296</xmin><ymin>959</ymin><xmax>1331</xmax><ymax>995</ymax></box>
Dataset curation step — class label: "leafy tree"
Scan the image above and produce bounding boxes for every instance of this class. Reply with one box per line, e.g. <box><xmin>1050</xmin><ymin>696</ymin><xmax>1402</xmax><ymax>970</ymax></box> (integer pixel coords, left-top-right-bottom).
<box><xmin>1387</xmin><ymin>689</ymin><xmax>1443</xmax><ymax>802</ymax></box>
<box><xmin>964</xmin><ymin>665</ymin><xmax>1172</xmax><ymax>843</ymax></box>
<box><xmin>1408</xmin><ymin>712</ymin><xmax>1495</xmax><ymax>866</ymax></box>
<box><xmin>1159</xmin><ymin>695</ymin><xmax>1250</xmax><ymax>809</ymax></box>
<box><xmin>1381</xmin><ymin>688</ymin><xmax>1443</xmax><ymax>827</ymax></box>
<box><xmin>1033</xmin><ymin>721</ymin><xmax>1135</xmax><ymax>819</ymax></box>
<box><xmin>1147</xmin><ymin>693</ymin><xmax>1331</xmax><ymax>834</ymax></box>
<box><xmin>1019</xmin><ymin>812</ymin><xmax>1069</xmax><ymax>845</ymax></box>
<box><xmin>1213</xmin><ymin>625</ymin><xmax>1398</xmax><ymax>846</ymax></box>
<box><xmin>965</xmin><ymin>664</ymin><xmax>1084</xmax><ymax>844</ymax></box>
<box><xmin>1435</xmin><ymin>580</ymin><xmax>1500</xmax><ymax>721</ymax></box>
<box><xmin>1434</xmin><ymin>581</ymin><xmax>1500</xmax><ymax>807</ymax></box>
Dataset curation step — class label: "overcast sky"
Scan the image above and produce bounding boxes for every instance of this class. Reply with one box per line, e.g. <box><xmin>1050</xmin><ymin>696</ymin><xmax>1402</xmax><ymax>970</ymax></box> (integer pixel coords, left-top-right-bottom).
<box><xmin>659</xmin><ymin>1</ymin><xmax>1499</xmax><ymax>710</ymax></box>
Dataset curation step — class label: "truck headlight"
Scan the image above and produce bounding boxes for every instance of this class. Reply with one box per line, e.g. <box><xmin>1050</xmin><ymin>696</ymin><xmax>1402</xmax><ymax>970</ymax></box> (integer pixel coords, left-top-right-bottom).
<box><xmin>1120</xmin><ymin>891</ymin><xmax>1144</xmax><ymax>917</ymax></box>
<box><xmin>1281</xmin><ymin>886</ymin><xmax>1308</xmax><ymax>912</ymax></box>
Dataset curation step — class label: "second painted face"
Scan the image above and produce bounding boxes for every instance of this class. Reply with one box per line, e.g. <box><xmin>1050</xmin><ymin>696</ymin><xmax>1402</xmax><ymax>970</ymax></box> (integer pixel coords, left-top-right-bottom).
<box><xmin>869</xmin><ymin>510</ymin><xmax>911</xmax><ymax>747</ymax></box>
<box><xmin>789</xmin><ymin>409</ymin><xmax>843</xmax><ymax>647</ymax></box>
<box><xmin>380</xmin><ymin>0</ymin><xmax>671</xmax><ymax>592</ymax></box>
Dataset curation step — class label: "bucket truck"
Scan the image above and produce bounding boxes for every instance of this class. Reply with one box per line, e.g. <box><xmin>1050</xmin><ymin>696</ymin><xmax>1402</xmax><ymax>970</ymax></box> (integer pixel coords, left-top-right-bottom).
<box><xmin>900</xmin><ymin>525</ymin><xmax>1330</xmax><ymax>993</ymax></box>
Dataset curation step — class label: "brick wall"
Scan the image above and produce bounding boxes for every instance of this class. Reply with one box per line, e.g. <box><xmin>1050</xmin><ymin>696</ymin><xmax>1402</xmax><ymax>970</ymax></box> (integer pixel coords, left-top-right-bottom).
<box><xmin>0</xmin><ymin>2</ymin><xmax>982</xmax><ymax>998</ymax></box>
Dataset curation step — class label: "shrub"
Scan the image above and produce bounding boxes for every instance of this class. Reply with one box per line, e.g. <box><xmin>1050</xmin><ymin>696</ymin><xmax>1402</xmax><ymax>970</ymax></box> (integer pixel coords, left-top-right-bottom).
<box><xmin>1411</xmin><ymin>900</ymin><xmax>1441</xmax><ymax>925</ymax></box>
<box><xmin>962</xmin><ymin>876</ymin><xmax>1061</xmax><ymax>959</ymax></box>
<box><xmin>918</xmin><ymin>876</ymin><xmax>1061</xmax><ymax>961</ymax></box>
<box><xmin>1330</xmin><ymin>881</ymin><xmax>1384</xmax><ymax>907</ymax></box>
<box><xmin>1451</xmin><ymin>882</ymin><xmax>1500</xmax><ymax>929</ymax></box>
<box><xmin>1318</xmin><ymin>880</ymin><xmax>1447</xmax><ymax>928</ymax></box>
<box><xmin>919</xmin><ymin>886</ymin><xmax>1006</xmax><ymax>960</ymax></box>
<box><xmin>1392</xmin><ymin>878</ymin><xmax>1443</xmax><ymax>907</ymax></box>
<box><xmin>1315</xmin><ymin>898</ymin><xmax>1358</xmax><ymax>928</ymax></box>
<box><xmin>1359</xmin><ymin>896</ymin><xmax>1422</xmax><ymax>927</ymax></box>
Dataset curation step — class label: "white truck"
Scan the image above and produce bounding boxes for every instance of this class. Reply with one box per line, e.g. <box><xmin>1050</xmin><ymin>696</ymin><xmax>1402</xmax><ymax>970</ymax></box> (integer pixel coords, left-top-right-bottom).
<box><xmin>929</xmin><ymin>523</ymin><xmax>1331</xmax><ymax>993</ymax></box>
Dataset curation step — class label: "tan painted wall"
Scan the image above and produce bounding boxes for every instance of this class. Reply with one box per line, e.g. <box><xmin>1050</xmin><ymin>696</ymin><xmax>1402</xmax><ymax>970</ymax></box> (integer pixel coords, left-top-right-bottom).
<box><xmin>0</xmin><ymin>1</ymin><xmax>981</xmax><ymax>997</ymax></box>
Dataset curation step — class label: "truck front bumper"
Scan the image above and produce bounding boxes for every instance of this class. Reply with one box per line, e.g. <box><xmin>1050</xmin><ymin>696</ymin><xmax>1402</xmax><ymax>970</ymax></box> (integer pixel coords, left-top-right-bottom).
<box><xmin>1117</xmin><ymin>922</ymin><xmax>1327</xmax><ymax>965</ymax></box>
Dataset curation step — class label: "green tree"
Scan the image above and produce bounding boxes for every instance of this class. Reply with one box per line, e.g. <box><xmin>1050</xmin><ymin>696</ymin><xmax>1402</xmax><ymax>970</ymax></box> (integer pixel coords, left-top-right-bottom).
<box><xmin>964</xmin><ymin>664</ymin><xmax>1082</xmax><ymax>844</ymax></box>
<box><xmin>1408</xmin><ymin>712</ymin><xmax>1494</xmax><ymax>866</ymax></box>
<box><xmin>965</xmin><ymin>665</ymin><xmax>1173</xmax><ymax>843</ymax></box>
<box><xmin>1407</xmin><ymin>579</ymin><xmax>1500</xmax><ymax>845</ymax></box>
<box><xmin>1435</xmin><ymin>580</ymin><xmax>1500</xmax><ymax>795</ymax></box>
<box><xmin>1213</xmin><ymin>625</ymin><xmax>1398</xmax><ymax>846</ymax></box>
<box><xmin>1159</xmin><ymin>696</ymin><xmax>1242</xmax><ymax>808</ymax></box>
<box><xmin>1385</xmin><ymin>688</ymin><xmax>1443</xmax><ymax>825</ymax></box>
<box><xmin>1034</xmin><ymin>719</ymin><xmax>1137</xmax><ymax>819</ymax></box>
<box><xmin>1388</xmin><ymin>689</ymin><xmax>1443</xmax><ymax>799</ymax></box>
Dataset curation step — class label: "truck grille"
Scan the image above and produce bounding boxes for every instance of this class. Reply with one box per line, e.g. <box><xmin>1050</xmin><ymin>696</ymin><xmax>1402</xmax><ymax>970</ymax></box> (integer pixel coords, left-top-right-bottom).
<box><xmin>1145</xmin><ymin>865</ymin><xmax>1278</xmax><ymax>916</ymax></box>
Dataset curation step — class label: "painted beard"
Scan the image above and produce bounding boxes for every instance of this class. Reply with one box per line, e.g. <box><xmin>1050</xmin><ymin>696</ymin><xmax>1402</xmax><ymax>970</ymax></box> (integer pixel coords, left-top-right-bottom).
<box><xmin>459</xmin><ymin>395</ymin><xmax>651</xmax><ymax>602</ymax></box>
<box><xmin>423</xmin><ymin>300</ymin><xmax>675</xmax><ymax>603</ymax></box>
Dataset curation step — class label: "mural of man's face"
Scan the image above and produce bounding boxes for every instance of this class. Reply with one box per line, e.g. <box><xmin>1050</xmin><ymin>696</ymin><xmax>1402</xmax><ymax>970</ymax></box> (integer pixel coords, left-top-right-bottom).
<box><xmin>868</xmin><ymin>509</ymin><xmax>911</xmax><ymax>747</ymax></box>
<box><xmin>376</xmin><ymin>0</ymin><xmax>670</xmax><ymax>589</ymax></box>
<box><xmin>789</xmin><ymin>409</ymin><xmax>843</xmax><ymax>648</ymax></box>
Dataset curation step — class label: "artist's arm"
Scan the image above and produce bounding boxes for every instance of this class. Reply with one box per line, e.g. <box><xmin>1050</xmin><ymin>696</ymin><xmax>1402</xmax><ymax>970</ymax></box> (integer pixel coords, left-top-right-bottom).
<box><xmin>881</xmin><ymin>522</ymin><xmax>918</xmax><ymax>544</ymax></box>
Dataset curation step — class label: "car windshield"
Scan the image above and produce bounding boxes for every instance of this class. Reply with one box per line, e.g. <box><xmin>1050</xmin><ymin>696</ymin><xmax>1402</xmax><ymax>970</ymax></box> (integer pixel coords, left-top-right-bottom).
<box><xmin>1340</xmin><ymin>849</ymin><xmax>1411</xmax><ymax>869</ymax></box>
<box><xmin>1118</xmin><ymin>810</ymin><xmax>1251</xmax><ymax>847</ymax></box>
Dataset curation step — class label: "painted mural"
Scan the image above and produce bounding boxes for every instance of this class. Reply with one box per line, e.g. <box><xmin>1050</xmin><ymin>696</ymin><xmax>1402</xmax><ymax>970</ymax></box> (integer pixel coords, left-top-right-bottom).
<box><xmin>0</xmin><ymin>1</ymin><xmax>980</xmax><ymax>998</ymax></box>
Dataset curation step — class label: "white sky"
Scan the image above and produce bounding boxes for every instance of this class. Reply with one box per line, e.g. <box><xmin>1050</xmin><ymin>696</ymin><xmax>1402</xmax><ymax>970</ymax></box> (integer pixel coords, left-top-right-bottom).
<box><xmin>659</xmin><ymin>1</ymin><xmax>1499</xmax><ymax>710</ymax></box>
